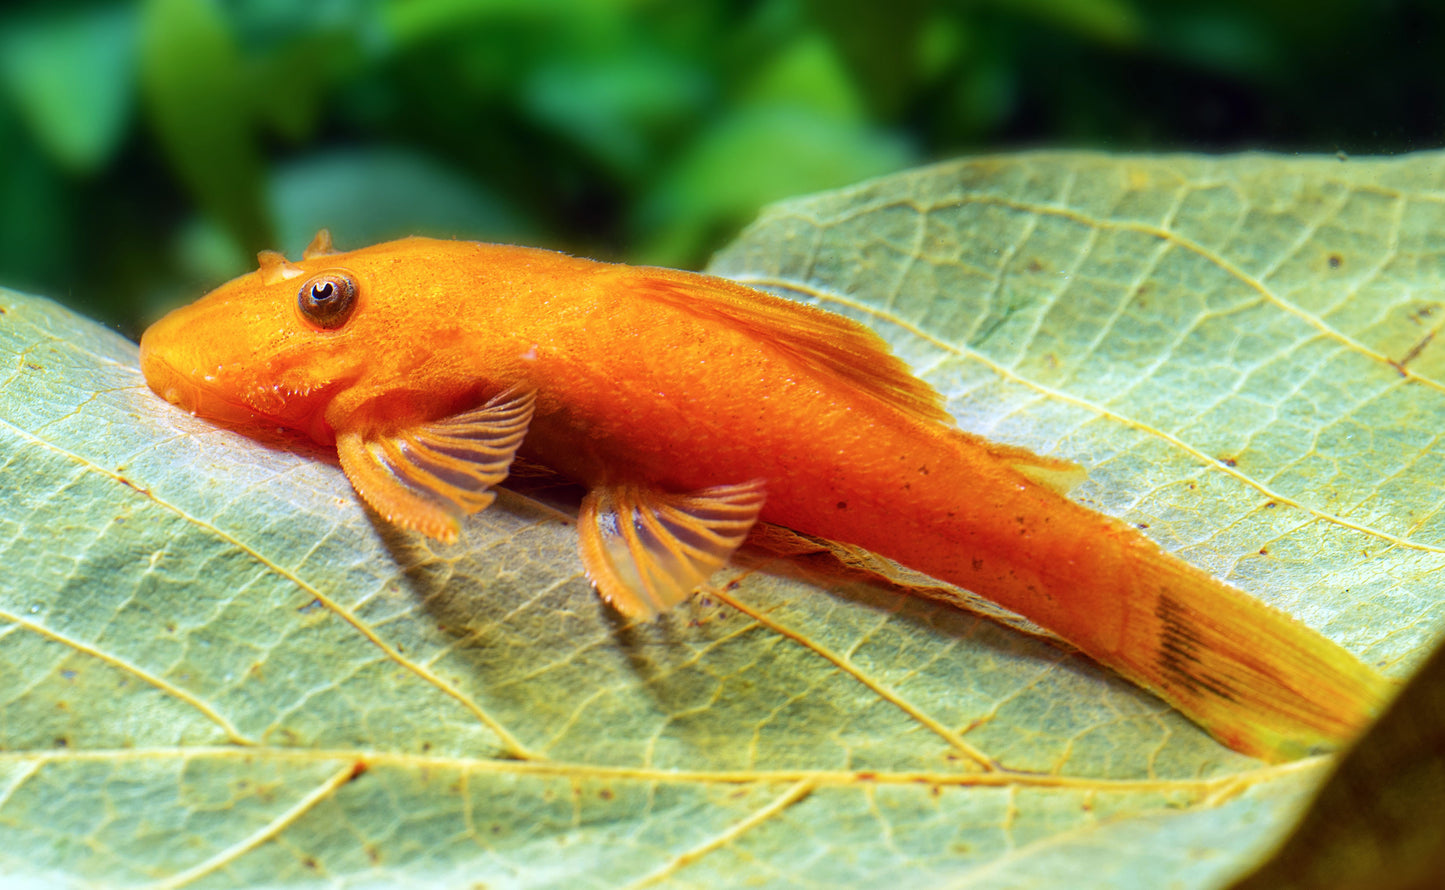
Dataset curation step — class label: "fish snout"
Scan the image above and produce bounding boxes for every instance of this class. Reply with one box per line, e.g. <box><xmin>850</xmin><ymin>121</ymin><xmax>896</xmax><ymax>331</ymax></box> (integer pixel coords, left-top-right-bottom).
<box><xmin>138</xmin><ymin>325</ymin><xmax>201</xmax><ymax>413</ymax></box>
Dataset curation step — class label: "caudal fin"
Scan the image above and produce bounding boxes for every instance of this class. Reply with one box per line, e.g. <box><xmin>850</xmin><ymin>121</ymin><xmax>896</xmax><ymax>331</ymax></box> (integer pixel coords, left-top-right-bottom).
<box><xmin>1109</xmin><ymin>550</ymin><xmax>1392</xmax><ymax>761</ymax></box>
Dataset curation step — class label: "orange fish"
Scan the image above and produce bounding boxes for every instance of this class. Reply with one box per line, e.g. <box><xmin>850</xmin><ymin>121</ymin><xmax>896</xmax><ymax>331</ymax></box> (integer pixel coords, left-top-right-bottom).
<box><xmin>139</xmin><ymin>231</ymin><xmax>1390</xmax><ymax>760</ymax></box>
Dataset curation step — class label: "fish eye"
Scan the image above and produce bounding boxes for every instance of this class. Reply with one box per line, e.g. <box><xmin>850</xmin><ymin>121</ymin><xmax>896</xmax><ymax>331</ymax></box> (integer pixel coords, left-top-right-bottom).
<box><xmin>297</xmin><ymin>271</ymin><xmax>358</xmax><ymax>329</ymax></box>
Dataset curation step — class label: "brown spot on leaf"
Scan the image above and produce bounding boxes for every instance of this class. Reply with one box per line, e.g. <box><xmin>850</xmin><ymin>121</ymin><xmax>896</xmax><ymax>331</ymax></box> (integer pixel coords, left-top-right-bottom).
<box><xmin>1328</xmin><ymin>253</ymin><xmax>1343</xmax><ymax>269</ymax></box>
<box><xmin>1393</xmin><ymin>329</ymin><xmax>1436</xmax><ymax>374</ymax></box>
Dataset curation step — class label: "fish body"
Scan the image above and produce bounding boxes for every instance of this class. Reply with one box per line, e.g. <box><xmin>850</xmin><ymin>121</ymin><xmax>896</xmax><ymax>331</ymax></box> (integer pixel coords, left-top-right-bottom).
<box><xmin>140</xmin><ymin>232</ymin><xmax>1391</xmax><ymax>760</ymax></box>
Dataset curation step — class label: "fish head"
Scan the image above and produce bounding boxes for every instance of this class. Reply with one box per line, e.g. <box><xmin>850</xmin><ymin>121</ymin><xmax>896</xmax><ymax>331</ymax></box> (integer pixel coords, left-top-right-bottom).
<box><xmin>139</xmin><ymin>234</ymin><xmax>494</xmax><ymax>445</ymax></box>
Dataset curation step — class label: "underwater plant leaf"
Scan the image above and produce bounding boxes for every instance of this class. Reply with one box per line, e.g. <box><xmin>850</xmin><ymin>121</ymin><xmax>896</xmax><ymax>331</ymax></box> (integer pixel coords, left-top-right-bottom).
<box><xmin>3</xmin><ymin>151</ymin><xmax>1443</xmax><ymax>887</ymax></box>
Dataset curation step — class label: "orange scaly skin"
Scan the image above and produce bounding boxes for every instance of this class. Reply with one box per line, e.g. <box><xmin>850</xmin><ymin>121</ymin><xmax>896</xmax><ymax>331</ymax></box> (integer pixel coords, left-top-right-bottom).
<box><xmin>140</xmin><ymin>236</ymin><xmax>1391</xmax><ymax>761</ymax></box>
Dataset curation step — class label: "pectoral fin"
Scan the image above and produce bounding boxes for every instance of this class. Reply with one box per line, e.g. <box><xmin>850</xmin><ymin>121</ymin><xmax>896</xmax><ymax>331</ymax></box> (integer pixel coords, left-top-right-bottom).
<box><xmin>578</xmin><ymin>480</ymin><xmax>766</xmax><ymax>620</ymax></box>
<box><xmin>336</xmin><ymin>388</ymin><xmax>536</xmax><ymax>542</ymax></box>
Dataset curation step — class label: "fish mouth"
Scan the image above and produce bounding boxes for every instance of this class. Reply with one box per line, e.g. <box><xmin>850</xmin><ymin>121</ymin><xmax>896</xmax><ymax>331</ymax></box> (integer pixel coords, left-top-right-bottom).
<box><xmin>138</xmin><ymin>332</ymin><xmax>277</xmax><ymax>429</ymax></box>
<box><xmin>138</xmin><ymin>329</ymin><xmax>339</xmax><ymax>444</ymax></box>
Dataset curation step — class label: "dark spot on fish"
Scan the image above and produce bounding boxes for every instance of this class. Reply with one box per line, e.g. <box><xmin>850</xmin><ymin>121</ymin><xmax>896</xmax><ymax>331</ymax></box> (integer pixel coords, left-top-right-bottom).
<box><xmin>1328</xmin><ymin>253</ymin><xmax>1342</xmax><ymax>269</ymax></box>
<box><xmin>836</xmin><ymin>501</ymin><xmax>848</xmax><ymax>510</ymax></box>
<box><xmin>1191</xmin><ymin>672</ymin><xmax>1241</xmax><ymax>703</ymax></box>
<box><xmin>1156</xmin><ymin>595</ymin><xmax>1239</xmax><ymax>703</ymax></box>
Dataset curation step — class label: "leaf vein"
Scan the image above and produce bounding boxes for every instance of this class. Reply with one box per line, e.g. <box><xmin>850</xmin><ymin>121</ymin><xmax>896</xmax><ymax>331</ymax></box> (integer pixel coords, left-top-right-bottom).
<box><xmin>621</xmin><ymin>778</ymin><xmax>815</xmax><ymax>890</ymax></box>
<box><xmin>0</xmin><ymin>607</ymin><xmax>253</xmax><ymax>745</ymax></box>
<box><xmin>709</xmin><ymin>584</ymin><xmax>999</xmax><ymax>771</ymax></box>
<box><xmin>147</xmin><ymin>759</ymin><xmax>358</xmax><ymax>890</ymax></box>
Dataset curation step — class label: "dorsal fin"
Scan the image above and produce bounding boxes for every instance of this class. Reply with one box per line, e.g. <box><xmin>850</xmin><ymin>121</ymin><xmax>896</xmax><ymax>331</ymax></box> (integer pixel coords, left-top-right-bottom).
<box><xmin>632</xmin><ymin>268</ymin><xmax>955</xmax><ymax>428</ymax></box>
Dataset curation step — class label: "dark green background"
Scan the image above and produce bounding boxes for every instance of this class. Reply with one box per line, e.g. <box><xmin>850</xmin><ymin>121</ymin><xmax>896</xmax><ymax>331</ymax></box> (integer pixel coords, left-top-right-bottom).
<box><xmin>2</xmin><ymin>0</ymin><xmax>1443</xmax><ymax>337</ymax></box>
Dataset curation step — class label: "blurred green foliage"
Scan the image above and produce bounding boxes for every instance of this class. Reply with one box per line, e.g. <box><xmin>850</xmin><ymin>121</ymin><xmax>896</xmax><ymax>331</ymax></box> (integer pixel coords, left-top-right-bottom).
<box><xmin>2</xmin><ymin>0</ymin><xmax>1444</xmax><ymax>337</ymax></box>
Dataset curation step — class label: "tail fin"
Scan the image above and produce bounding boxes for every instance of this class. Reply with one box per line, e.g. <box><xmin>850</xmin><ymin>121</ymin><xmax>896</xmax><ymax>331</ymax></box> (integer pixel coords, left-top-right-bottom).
<box><xmin>1108</xmin><ymin>549</ymin><xmax>1392</xmax><ymax>761</ymax></box>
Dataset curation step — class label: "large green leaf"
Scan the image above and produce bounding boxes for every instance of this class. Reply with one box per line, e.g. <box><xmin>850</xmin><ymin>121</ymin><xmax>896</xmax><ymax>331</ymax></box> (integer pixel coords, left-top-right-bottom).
<box><xmin>2</xmin><ymin>152</ymin><xmax>1442</xmax><ymax>887</ymax></box>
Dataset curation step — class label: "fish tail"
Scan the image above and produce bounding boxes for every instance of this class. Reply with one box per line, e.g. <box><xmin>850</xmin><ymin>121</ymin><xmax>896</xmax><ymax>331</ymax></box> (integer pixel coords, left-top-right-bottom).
<box><xmin>1100</xmin><ymin>536</ymin><xmax>1392</xmax><ymax>761</ymax></box>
